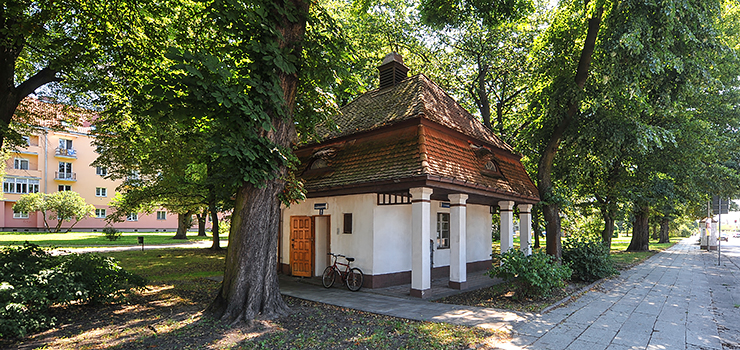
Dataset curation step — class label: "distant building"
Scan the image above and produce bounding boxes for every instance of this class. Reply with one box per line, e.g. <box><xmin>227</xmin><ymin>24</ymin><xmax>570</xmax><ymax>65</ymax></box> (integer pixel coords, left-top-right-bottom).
<box><xmin>1</xmin><ymin>99</ymin><xmax>178</xmax><ymax>232</ymax></box>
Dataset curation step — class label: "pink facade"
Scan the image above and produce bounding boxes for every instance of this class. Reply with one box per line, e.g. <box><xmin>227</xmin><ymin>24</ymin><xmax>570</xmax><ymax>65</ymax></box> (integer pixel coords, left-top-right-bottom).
<box><xmin>2</xmin><ymin>121</ymin><xmax>180</xmax><ymax>232</ymax></box>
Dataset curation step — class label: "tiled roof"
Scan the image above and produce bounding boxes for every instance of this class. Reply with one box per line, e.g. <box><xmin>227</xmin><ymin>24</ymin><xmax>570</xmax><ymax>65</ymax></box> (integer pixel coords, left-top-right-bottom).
<box><xmin>299</xmin><ymin>74</ymin><xmax>539</xmax><ymax>202</ymax></box>
<box><xmin>16</xmin><ymin>98</ymin><xmax>95</xmax><ymax>134</ymax></box>
<box><xmin>315</xmin><ymin>74</ymin><xmax>513</xmax><ymax>153</ymax></box>
<box><xmin>300</xmin><ymin>127</ymin><xmax>422</xmax><ymax>191</ymax></box>
<box><xmin>422</xmin><ymin>127</ymin><xmax>539</xmax><ymax>199</ymax></box>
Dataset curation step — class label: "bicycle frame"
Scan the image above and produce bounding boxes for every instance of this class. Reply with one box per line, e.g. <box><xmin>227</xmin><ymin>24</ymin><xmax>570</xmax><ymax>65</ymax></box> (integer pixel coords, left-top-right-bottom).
<box><xmin>323</xmin><ymin>253</ymin><xmax>364</xmax><ymax>291</ymax></box>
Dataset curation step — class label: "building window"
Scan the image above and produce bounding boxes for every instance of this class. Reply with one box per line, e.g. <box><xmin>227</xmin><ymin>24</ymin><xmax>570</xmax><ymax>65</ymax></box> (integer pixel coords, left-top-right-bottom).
<box><xmin>436</xmin><ymin>212</ymin><xmax>450</xmax><ymax>249</ymax></box>
<box><xmin>58</xmin><ymin>162</ymin><xmax>73</xmax><ymax>179</ymax></box>
<box><xmin>127</xmin><ymin>213</ymin><xmax>138</xmax><ymax>221</ymax></box>
<box><xmin>95</xmin><ymin>209</ymin><xmax>106</xmax><ymax>218</ymax></box>
<box><xmin>96</xmin><ymin>166</ymin><xmax>108</xmax><ymax>176</ymax></box>
<box><xmin>3</xmin><ymin>178</ymin><xmax>40</xmax><ymax>194</ymax></box>
<box><xmin>95</xmin><ymin>187</ymin><xmax>107</xmax><ymax>197</ymax></box>
<box><xmin>13</xmin><ymin>210</ymin><xmax>29</xmax><ymax>219</ymax></box>
<box><xmin>21</xmin><ymin>136</ymin><xmax>30</xmax><ymax>146</ymax></box>
<box><xmin>59</xmin><ymin>139</ymin><xmax>73</xmax><ymax>149</ymax></box>
<box><xmin>156</xmin><ymin>211</ymin><xmax>166</xmax><ymax>220</ymax></box>
<box><xmin>58</xmin><ymin>185</ymin><xmax>71</xmax><ymax>191</ymax></box>
<box><xmin>13</xmin><ymin>158</ymin><xmax>29</xmax><ymax>170</ymax></box>
<box><xmin>343</xmin><ymin>213</ymin><xmax>353</xmax><ymax>234</ymax></box>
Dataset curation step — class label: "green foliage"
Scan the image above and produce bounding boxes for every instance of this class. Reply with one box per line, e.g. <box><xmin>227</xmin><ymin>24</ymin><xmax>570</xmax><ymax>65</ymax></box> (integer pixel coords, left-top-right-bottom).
<box><xmin>562</xmin><ymin>235</ymin><xmax>617</xmax><ymax>282</ymax></box>
<box><xmin>13</xmin><ymin>191</ymin><xmax>95</xmax><ymax>233</ymax></box>
<box><xmin>488</xmin><ymin>249</ymin><xmax>571</xmax><ymax>299</ymax></box>
<box><xmin>0</xmin><ymin>243</ymin><xmax>146</xmax><ymax>338</ymax></box>
<box><xmin>102</xmin><ymin>226</ymin><xmax>122</xmax><ymax>241</ymax></box>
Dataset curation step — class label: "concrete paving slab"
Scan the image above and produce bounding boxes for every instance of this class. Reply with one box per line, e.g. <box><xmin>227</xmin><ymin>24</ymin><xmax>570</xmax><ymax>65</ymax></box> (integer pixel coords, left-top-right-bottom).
<box><xmin>275</xmin><ymin>237</ymin><xmax>737</xmax><ymax>350</ymax></box>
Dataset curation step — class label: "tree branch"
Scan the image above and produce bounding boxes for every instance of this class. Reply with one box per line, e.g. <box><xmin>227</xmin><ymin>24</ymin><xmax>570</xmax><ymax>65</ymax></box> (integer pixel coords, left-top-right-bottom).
<box><xmin>15</xmin><ymin>67</ymin><xmax>62</xmax><ymax>103</ymax></box>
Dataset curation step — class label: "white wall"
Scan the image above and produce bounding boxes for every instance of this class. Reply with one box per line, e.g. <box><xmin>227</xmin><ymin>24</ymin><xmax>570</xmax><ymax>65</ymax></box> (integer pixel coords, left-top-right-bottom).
<box><xmin>372</xmin><ymin>204</ymin><xmax>413</xmax><ymax>275</ymax></box>
<box><xmin>466</xmin><ymin>204</ymin><xmax>493</xmax><ymax>263</ymax></box>
<box><xmin>281</xmin><ymin>194</ymin><xmax>376</xmax><ymax>276</ymax></box>
<box><xmin>281</xmin><ymin>195</ymin><xmax>495</xmax><ymax>278</ymax></box>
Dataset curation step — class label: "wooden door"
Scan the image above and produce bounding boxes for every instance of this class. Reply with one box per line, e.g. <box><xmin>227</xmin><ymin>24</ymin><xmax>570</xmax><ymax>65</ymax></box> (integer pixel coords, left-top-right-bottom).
<box><xmin>290</xmin><ymin>216</ymin><xmax>314</xmax><ymax>277</ymax></box>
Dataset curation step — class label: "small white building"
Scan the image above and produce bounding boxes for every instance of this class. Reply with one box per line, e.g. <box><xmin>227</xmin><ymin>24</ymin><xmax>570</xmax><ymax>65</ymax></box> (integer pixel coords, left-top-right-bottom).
<box><xmin>279</xmin><ymin>53</ymin><xmax>539</xmax><ymax>298</ymax></box>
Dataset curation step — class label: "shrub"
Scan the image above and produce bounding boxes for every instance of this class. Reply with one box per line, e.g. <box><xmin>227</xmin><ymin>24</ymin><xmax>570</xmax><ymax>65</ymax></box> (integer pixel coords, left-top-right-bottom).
<box><xmin>0</xmin><ymin>243</ymin><xmax>146</xmax><ymax>338</ymax></box>
<box><xmin>488</xmin><ymin>249</ymin><xmax>572</xmax><ymax>299</ymax></box>
<box><xmin>562</xmin><ymin>235</ymin><xmax>617</xmax><ymax>282</ymax></box>
<box><xmin>102</xmin><ymin>226</ymin><xmax>122</xmax><ymax>241</ymax></box>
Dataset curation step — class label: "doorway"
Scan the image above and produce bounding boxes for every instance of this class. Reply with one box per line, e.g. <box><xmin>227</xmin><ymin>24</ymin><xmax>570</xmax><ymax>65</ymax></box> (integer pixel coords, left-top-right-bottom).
<box><xmin>290</xmin><ymin>216</ymin><xmax>313</xmax><ymax>277</ymax></box>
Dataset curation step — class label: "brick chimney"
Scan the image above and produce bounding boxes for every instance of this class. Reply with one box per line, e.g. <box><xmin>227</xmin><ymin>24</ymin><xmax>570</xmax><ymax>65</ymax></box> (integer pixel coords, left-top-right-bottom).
<box><xmin>377</xmin><ymin>52</ymin><xmax>409</xmax><ymax>89</ymax></box>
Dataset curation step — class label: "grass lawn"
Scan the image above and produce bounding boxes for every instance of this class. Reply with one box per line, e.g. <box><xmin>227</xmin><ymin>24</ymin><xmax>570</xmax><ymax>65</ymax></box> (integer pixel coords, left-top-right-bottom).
<box><xmin>0</xmin><ymin>231</ymin><xmax>223</xmax><ymax>248</ymax></box>
<box><xmin>609</xmin><ymin>236</ymin><xmax>682</xmax><ymax>269</ymax></box>
<box><xmin>2</xmin><ymin>248</ymin><xmax>507</xmax><ymax>349</ymax></box>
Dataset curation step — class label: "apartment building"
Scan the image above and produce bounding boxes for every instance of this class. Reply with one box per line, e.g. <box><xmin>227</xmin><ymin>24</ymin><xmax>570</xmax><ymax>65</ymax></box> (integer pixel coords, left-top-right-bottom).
<box><xmin>1</xmin><ymin>103</ymin><xmax>179</xmax><ymax>232</ymax></box>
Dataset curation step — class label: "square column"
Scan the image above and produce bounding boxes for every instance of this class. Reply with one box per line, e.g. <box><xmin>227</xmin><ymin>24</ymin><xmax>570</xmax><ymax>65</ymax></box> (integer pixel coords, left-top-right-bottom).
<box><xmin>499</xmin><ymin>201</ymin><xmax>515</xmax><ymax>254</ymax></box>
<box><xmin>449</xmin><ymin>193</ymin><xmax>468</xmax><ymax>290</ymax></box>
<box><xmin>410</xmin><ymin>187</ymin><xmax>433</xmax><ymax>298</ymax></box>
<box><xmin>518</xmin><ymin>204</ymin><xmax>533</xmax><ymax>256</ymax></box>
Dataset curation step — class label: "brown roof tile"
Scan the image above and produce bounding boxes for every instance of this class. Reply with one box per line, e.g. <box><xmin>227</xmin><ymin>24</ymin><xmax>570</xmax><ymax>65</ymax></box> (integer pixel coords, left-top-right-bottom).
<box><xmin>300</xmin><ymin>126</ymin><xmax>422</xmax><ymax>191</ymax></box>
<box><xmin>300</xmin><ymin>74</ymin><xmax>539</xmax><ymax>202</ymax></box>
<box><xmin>315</xmin><ymin>74</ymin><xmax>513</xmax><ymax>153</ymax></box>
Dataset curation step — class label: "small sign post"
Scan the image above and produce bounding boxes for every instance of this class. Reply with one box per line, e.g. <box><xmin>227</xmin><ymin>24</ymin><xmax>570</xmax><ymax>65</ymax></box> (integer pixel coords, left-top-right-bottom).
<box><xmin>138</xmin><ymin>236</ymin><xmax>144</xmax><ymax>251</ymax></box>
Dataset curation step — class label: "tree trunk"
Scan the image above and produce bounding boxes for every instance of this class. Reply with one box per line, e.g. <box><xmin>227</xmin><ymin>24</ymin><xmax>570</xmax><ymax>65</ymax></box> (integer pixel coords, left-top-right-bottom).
<box><xmin>651</xmin><ymin>221</ymin><xmax>659</xmax><ymax>240</ymax></box>
<box><xmin>601</xmin><ymin>211</ymin><xmax>615</xmax><ymax>249</ymax></box>
<box><xmin>538</xmin><ymin>5</ymin><xmax>604</xmax><ymax>259</ymax></box>
<box><xmin>207</xmin><ymin>181</ymin><xmax>289</xmax><ymax>323</ymax></box>
<box><xmin>477</xmin><ymin>64</ymin><xmax>492</xmax><ymax>131</ymax></box>
<box><xmin>174</xmin><ymin>211</ymin><xmax>192</xmax><ymax>239</ymax></box>
<box><xmin>658</xmin><ymin>216</ymin><xmax>670</xmax><ymax>243</ymax></box>
<box><xmin>533</xmin><ymin>206</ymin><xmax>541</xmax><ymax>249</ymax></box>
<box><xmin>209</xmin><ymin>201</ymin><xmax>221</xmax><ymax>250</ymax></box>
<box><xmin>207</xmin><ymin>0</ymin><xmax>307</xmax><ymax>324</ymax></box>
<box><xmin>627</xmin><ymin>206</ymin><xmax>650</xmax><ymax>251</ymax></box>
<box><xmin>197</xmin><ymin>207</ymin><xmax>208</xmax><ymax>237</ymax></box>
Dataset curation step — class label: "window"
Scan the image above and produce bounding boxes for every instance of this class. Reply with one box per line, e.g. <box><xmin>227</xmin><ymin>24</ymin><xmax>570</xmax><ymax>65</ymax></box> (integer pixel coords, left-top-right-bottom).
<box><xmin>127</xmin><ymin>213</ymin><xmax>138</xmax><ymax>221</ymax></box>
<box><xmin>96</xmin><ymin>166</ymin><xmax>108</xmax><ymax>176</ymax></box>
<box><xmin>95</xmin><ymin>187</ymin><xmax>107</xmax><ymax>197</ymax></box>
<box><xmin>13</xmin><ymin>158</ymin><xmax>29</xmax><ymax>170</ymax></box>
<box><xmin>58</xmin><ymin>185</ymin><xmax>71</xmax><ymax>191</ymax></box>
<box><xmin>436</xmin><ymin>213</ymin><xmax>450</xmax><ymax>249</ymax></box>
<box><xmin>95</xmin><ymin>209</ymin><xmax>106</xmax><ymax>218</ymax></box>
<box><xmin>21</xmin><ymin>136</ymin><xmax>30</xmax><ymax>146</ymax></box>
<box><xmin>3</xmin><ymin>178</ymin><xmax>40</xmax><ymax>194</ymax></box>
<box><xmin>59</xmin><ymin>139</ymin><xmax>73</xmax><ymax>149</ymax></box>
<box><xmin>128</xmin><ymin>170</ymin><xmax>140</xmax><ymax>180</ymax></box>
<box><xmin>343</xmin><ymin>213</ymin><xmax>353</xmax><ymax>234</ymax></box>
<box><xmin>58</xmin><ymin>162</ymin><xmax>73</xmax><ymax>179</ymax></box>
<box><xmin>156</xmin><ymin>211</ymin><xmax>167</xmax><ymax>220</ymax></box>
<box><xmin>13</xmin><ymin>210</ymin><xmax>28</xmax><ymax>219</ymax></box>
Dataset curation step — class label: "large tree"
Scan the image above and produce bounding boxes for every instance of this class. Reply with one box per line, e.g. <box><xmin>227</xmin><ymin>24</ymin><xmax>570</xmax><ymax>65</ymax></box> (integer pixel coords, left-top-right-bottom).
<box><xmin>94</xmin><ymin>0</ymin><xmax>352</xmax><ymax>323</ymax></box>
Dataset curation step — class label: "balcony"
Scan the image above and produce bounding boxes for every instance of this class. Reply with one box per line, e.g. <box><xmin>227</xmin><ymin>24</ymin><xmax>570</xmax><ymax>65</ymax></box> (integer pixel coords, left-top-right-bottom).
<box><xmin>55</xmin><ymin>147</ymin><xmax>77</xmax><ymax>158</ymax></box>
<box><xmin>55</xmin><ymin>172</ymin><xmax>77</xmax><ymax>181</ymax></box>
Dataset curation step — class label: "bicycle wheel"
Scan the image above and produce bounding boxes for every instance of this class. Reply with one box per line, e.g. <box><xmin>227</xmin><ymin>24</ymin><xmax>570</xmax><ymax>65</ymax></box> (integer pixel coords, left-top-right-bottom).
<box><xmin>322</xmin><ymin>266</ymin><xmax>337</xmax><ymax>288</ymax></box>
<box><xmin>346</xmin><ymin>267</ymin><xmax>364</xmax><ymax>291</ymax></box>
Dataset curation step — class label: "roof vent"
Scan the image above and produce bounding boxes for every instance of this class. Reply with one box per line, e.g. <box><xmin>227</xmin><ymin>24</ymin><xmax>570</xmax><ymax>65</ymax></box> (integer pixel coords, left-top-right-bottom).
<box><xmin>377</xmin><ymin>52</ymin><xmax>409</xmax><ymax>89</ymax></box>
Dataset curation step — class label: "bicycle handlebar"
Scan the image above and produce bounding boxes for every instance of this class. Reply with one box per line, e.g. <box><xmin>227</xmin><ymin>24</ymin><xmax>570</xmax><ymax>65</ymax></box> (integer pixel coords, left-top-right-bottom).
<box><xmin>327</xmin><ymin>252</ymin><xmax>351</xmax><ymax>259</ymax></box>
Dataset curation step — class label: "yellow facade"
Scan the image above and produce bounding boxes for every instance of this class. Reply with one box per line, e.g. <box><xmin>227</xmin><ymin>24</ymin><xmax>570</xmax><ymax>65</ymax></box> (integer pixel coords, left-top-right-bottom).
<box><xmin>1</xmin><ymin>125</ymin><xmax>179</xmax><ymax>232</ymax></box>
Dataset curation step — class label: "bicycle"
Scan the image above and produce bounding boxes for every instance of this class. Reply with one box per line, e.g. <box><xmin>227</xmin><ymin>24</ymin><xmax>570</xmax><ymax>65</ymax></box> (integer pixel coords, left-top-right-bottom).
<box><xmin>322</xmin><ymin>253</ymin><xmax>364</xmax><ymax>291</ymax></box>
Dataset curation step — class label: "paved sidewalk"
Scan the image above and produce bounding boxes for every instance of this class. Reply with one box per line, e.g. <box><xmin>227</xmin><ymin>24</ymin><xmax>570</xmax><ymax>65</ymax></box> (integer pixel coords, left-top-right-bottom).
<box><xmin>52</xmin><ymin>239</ymin><xmax>226</xmax><ymax>254</ymax></box>
<box><xmin>280</xmin><ymin>237</ymin><xmax>736</xmax><ymax>349</ymax></box>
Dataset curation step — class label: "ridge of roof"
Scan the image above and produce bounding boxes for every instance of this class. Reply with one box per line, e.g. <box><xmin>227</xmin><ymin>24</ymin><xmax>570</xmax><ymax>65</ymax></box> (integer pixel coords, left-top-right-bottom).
<box><xmin>312</xmin><ymin>74</ymin><xmax>514</xmax><ymax>153</ymax></box>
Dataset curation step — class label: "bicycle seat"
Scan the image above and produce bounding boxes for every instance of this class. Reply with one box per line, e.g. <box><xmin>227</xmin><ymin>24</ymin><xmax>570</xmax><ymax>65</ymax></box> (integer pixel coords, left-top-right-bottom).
<box><xmin>346</xmin><ymin>257</ymin><xmax>355</xmax><ymax>262</ymax></box>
